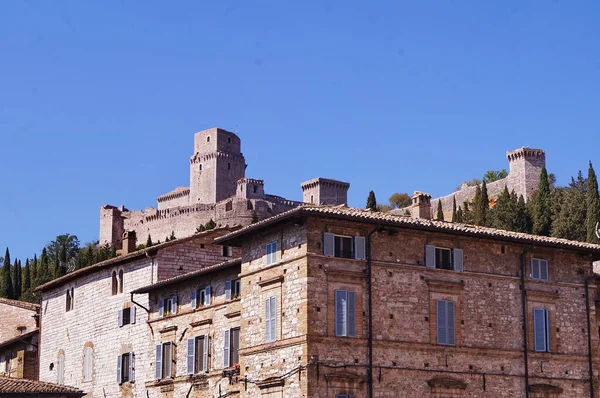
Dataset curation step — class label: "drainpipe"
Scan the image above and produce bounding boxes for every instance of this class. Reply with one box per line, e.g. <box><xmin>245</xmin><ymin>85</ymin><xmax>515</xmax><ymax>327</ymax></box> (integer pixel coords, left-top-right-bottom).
<box><xmin>366</xmin><ymin>226</ymin><xmax>379</xmax><ymax>398</ymax></box>
<box><xmin>520</xmin><ymin>248</ymin><xmax>533</xmax><ymax>398</ymax></box>
<box><xmin>585</xmin><ymin>274</ymin><xmax>597</xmax><ymax>398</ymax></box>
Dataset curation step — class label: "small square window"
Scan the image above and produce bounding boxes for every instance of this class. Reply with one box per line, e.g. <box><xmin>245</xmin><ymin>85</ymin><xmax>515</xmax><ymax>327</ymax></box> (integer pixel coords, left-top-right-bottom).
<box><xmin>222</xmin><ymin>246</ymin><xmax>233</xmax><ymax>257</ymax></box>
<box><xmin>266</xmin><ymin>241</ymin><xmax>278</xmax><ymax>265</ymax></box>
<box><xmin>435</xmin><ymin>248</ymin><xmax>452</xmax><ymax>270</ymax></box>
<box><xmin>531</xmin><ymin>258</ymin><xmax>549</xmax><ymax>281</ymax></box>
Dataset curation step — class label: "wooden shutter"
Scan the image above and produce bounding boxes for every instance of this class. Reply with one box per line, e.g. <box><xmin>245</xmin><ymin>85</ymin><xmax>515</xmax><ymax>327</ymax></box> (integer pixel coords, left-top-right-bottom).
<box><xmin>187</xmin><ymin>338</ymin><xmax>195</xmax><ymax>374</ymax></box>
<box><xmin>265</xmin><ymin>298</ymin><xmax>271</xmax><ymax>342</ymax></box>
<box><xmin>117</xmin><ymin>355</ymin><xmax>122</xmax><ymax>384</ymax></box>
<box><xmin>203</xmin><ymin>335</ymin><xmax>209</xmax><ymax>372</ymax></box>
<box><xmin>453</xmin><ymin>248</ymin><xmax>464</xmax><ymax>272</ymax></box>
<box><xmin>155</xmin><ymin>344</ymin><xmax>162</xmax><ymax>380</ymax></box>
<box><xmin>225</xmin><ymin>281</ymin><xmax>232</xmax><ymax>301</ymax></box>
<box><xmin>533</xmin><ymin>308</ymin><xmax>547</xmax><ymax>352</ymax></box>
<box><xmin>447</xmin><ymin>301</ymin><xmax>455</xmax><ymax>345</ymax></box>
<box><xmin>354</xmin><ymin>236</ymin><xmax>366</xmax><ymax>260</ymax></box>
<box><xmin>158</xmin><ymin>299</ymin><xmax>164</xmax><ymax>318</ymax></box>
<box><xmin>323</xmin><ymin>233</ymin><xmax>335</xmax><ymax>256</ymax></box>
<box><xmin>129</xmin><ymin>353</ymin><xmax>135</xmax><ymax>383</ymax></box>
<box><xmin>118</xmin><ymin>310</ymin><xmax>123</xmax><ymax>327</ymax></box>
<box><xmin>172</xmin><ymin>296</ymin><xmax>178</xmax><ymax>314</ymax></box>
<box><xmin>270</xmin><ymin>296</ymin><xmax>277</xmax><ymax>342</ymax></box>
<box><xmin>437</xmin><ymin>300</ymin><xmax>447</xmax><ymax>345</ymax></box>
<box><xmin>347</xmin><ymin>291</ymin><xmax>356</xmax><ymax>337</ymax></box>
<box><xmin>531</xmin><ymin>259</ymin><xmax>540</xmax><ymax>279</ymax></box>
<box><xmin>131</xmin><ymin>306</ymin><xmax>136</xmax><ymax>324</ymax></box>
<box><xmin>540</xmin><ymin>260</ymin><xmax>549</xmax><ymax>281</ymax></box>
<box><xmin>223</xmin><ymin>330</ymin><xmax>230</xmax><ymax>368</ymax></box>
<box><xmin>335</xmin><ymin>290</ymin><xmax>347</xmax><ymax>336</ymax></box>
<box><xmin>425</xmin><ymin>245</ymin><xmax>436</xmax><ymax>268</ymax></box>
<box><xmin>191</xmin><ymin>289</ymin><xmax>197</xmax><ymax>309</ymax></box>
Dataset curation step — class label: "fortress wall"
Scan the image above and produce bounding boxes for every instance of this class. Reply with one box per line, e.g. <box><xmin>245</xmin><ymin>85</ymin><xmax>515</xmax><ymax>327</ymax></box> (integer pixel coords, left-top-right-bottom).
<box><xmin>156</xmin><ymin>192</ymin><xmax>190</xmax><ymax>210</ymax></box>
<box><xmin>430</xmin><ymin>177</ymin><xmax>508</xmax><ymax>219</ymax></box>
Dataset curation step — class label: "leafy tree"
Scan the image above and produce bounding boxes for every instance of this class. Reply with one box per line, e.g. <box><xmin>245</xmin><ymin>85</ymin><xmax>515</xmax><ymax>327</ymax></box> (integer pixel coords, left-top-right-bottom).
<box><xmin>483</xmin><ymin>169</ymin><xmax>508</xmax><ymax>183</ymax></box>
<box><xmin>389</xmin><ymin>193</ymin><xmax>411</xmax><ymax>209</ymax></box>
<box><xmin>586</xmin><ymin>162</ymin><xmax>600</xmax><ymax>243</ymax></box>
<box><xmin>12</xmin><ymin>259</ymin><xmax>21</xmax><ymax>300</ymax></box>
<box><xmin>455</xmin><ymin>206</ymin><xmax>464</xmax><ymax>223</ymax></box>
<box><xmin>461</xmin><ymin>201</ymin><xmax>473</xmax><ymax>224</ymax></box>
<box><xmin>435</xmin><ymin>201</ymin><xmax>444</xmax><ymax>221</ymax></box>
<box><xmin>47</xmin><ymin>234</ymin><xmax>80</xmax><ymax>278</ymax></box>
<box><xmin>169</xmin><ymin>231</ymin><xmax>176</xmax><ymax>241</ymax></box>
<box><xmin>196</xmin><ymin>225</ymin><xmax>206</xmax><ymax>233</ymax></box>
<box><xmin>488</xmin><ymin>186</ymin><xmax>514</xmax><ymax>231</ymax></box>
<box><xmin>204</xmin><ymin>219</ymin><xmax>216</xmax><ymax>230</ymax></box>
<box><xmin>451</xmin><ymin>196</ymin><xmax>457</xmax><ymax>222</ymax></box>
<box><xmin>146</xmin><ymin>234</ymin><xmax>153</xmax><ymax>248</ymax></box>
<box><xmin>532</xmin><ymin>167</ymin><xmax>551</xmax><ymax>236</ymax></box>
<box><xmin>551</xmin><ymin>172</ymin><xmax>586</xmax><ymax>241</ymax></box>
<box><xmin>366</xmin><ymin>191</ymin><xmax>377</xmax><ymax>211</ymax></box>
<box><xmin>376</xmin><ymin>204</ymin><xmax>392</xmax><ymax>212</ymax></box>
<box><xmin>0</xmin><ymin>248</ymin><xmax>13</xmax><ymax>299</ymax></box>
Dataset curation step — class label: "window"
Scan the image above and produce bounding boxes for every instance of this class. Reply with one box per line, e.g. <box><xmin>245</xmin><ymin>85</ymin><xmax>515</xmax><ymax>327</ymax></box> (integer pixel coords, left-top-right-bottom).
<box><xmin>207</xmin><ymin>136</ymin><xmax>210</xmax><ymax>142</ymax></box>
<box><xmin>66</xmin><ymin>288</ymin><xmax>74</xmax><ymax>312</ymax></box>
<box><xmin>222</xmin><ymin>246</ymin><xmax>233</xmax><ymax>257</ymax></box>
<box><xmin>336</xmin><ymin>395</ymin><xmax>355</xmax><ymax>398</ymax></box>
<box><xmin>425</xmin><ymin>245</ymin><xmax>463</xmax><ymax>271</ymax></box>
<box><xmin>226</xmin><ymin>201</ymin><xmax>233</xmax><ymax>211</ymax></box>
<box><xmin>57</xmin><ymin>354</ymin><xmax>64</xmax><ymax>385</ymax></box>
<box><xmin>192</xmin><ymin>287</ymin><xmax>211</xmax><ymax>309</ymax></box>
<box><xmin>226</xmin><ymin>279</ymin><xmax>241</xmax><ymax>300</ymax></box>
<box><xmin>159</xmin><ymin>296</ymin><xmax>178</xmax><ymax>317</ymax></box>
<box><xmin>17</xmin><ymin>326</ymin><xmax>27</xmax><ymax>334</ymax></box>
<box><xmin>228</xmin><ymin>162</ymin><xmax>231</xmax><ymax>170</ymax></box>
<box><xmin>155</xmin><ymin>343</ymin><xmax>173</xmax><ymax>380</ymax></box>
<box><xmin>199</xmin><ymin>164</ymin><xmax>202</xmax><ymax>171</ymax></box>
<box><xmin>531</xmin><ymin>258</ymin><xmax>549</xmax><ymax>281</ymax></box>
<box><xmin>224</xmin><ymin>328</ymin><xmax>240</xmax><ymax>368</ymax></box>
<box><xmin>118</xmin><ymin>307</ymin><xmax>136</xmax><ymax>327</ymax></box>
<box><xmin>228</xmin><ymin>137</ymin><xmax>232</xmax><ymax>143</ymax></box>
<box><xmin>265</xmin><ymin>296</ymin><xmax>277</xmax><ymax>343</ymax></box>
<box><xmin>436</xmin><ymin>299</ymin><xmax>455</xmax><ymax>346</ymax></box>
<box><xmin>112</xmin><ymin>271</ymin><xmax>118</xmax><ymax>295</ymax></box>
<box><xmin>117</xmin><ymin>352</ymin><xmax>134</xmax><ymax>384</ymax></box>
<box><xmin>533</xmin><ymin>308</ymin><xmax>551</xmax><ymax>352</ymax></box>
<box><xmin>335</xmin><ymin>290</ymin><xmax>356</xmax><ymax>337</ymax></box>
<box><xmin>310</xmin><ymin>195</ymin><xmax>314</xmax><ymax>204</ymax></box>
<box><xmin>187</xmin><ymin>335</ymin><xmax>209</xmax><ymax>374</ymax></box>
<box><xmin>83</xmin><ymin>347</ymin><xmax>93</xmax><ymax>382</ymax></box>
<box><xmin>323</xmin><ymin>233</ymin><xmax>366</xmax><ymax>260</ymax></box>
<box><xmin>266</xmin><ymin>241</ymin><xmax>278</xmax><ymax>265</ymax></box>
<box><xmin>118</xmin><ymin>270</ymin><xmax>124</xmax><ymax>293</ymax></box>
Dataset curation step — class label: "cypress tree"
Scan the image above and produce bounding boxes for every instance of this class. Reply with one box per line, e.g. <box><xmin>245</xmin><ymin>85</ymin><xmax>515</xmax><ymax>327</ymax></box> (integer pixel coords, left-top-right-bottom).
<box><xmin>532</xmin><ymin>167</ymin><xmax>551</xmax><ymax>236</ymax></box>
<box><xmin>455</xmin><ymin>207</ymin><xmax>463</xmax><ymax>223</ymax></box>
<box><xmin>473</xmin><ymin>185</ymin><xmax>484</xmax><ymax>226</ymax></box>
<box><xmin>12</xmin><ymin>259</ymin><xmax>21</xmax><ymax>300</ymax></box>
<box><xmin>462</xmin><ymin>202</ymin><xmax>473</xmax><ymax>224</ymax></box>
<box><xmin>436</xmin><ymin>201</ymin><xmax>444</xmax><ymax>221</ymax></box>
<box><xmin>515</xmin><ymin>194</ymin><xmax>531</xmax><ymax>233</ymax></box>
<box><xmin>23</xmin><ymin>259</ymin><xmax>31</xmax><ymax>292</ymax></box>
<box><xmin>478</xmin><ymin>181</ymin><xmax>489</xmax><ymax>226</ymax></box>
<box><xmin>30</xmin><ymin>255</ymin><xmax>38</xmax><ymax>288</ymax></box>
<box><xmin>38</xmin><ymin>248</ymin><xmax>51</xmax><ymax>286</ymax></box>
<box><xmin>146</xmin><ymin>234</ymin><xmax>153</xmax><ymax>248</ymax></box>
<box><xmin>366</xmin><ymin>191</ymin><xmax>377</xmax><ymax>212</ymax></box>
<box><xmin>1</xmin><ymin>248</ymin><xmax>14</xmax><ymax>299</ymax></box>
<box><xmin>586</xmin><ymin>161</ymin><xmax>600</xmax><ymax>243</ymax></box>
<box><xmin>451</xmin><ymin>196</ymin><xmax>457</xmax><ymax>222</ymax></box>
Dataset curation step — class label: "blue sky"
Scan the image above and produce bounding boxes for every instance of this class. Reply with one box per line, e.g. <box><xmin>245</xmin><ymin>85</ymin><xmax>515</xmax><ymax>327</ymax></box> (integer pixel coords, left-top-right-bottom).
<box><xmin>1</xmin><ymin>1</ymin><xmax>599</xmax><ymax>260</ymax></box>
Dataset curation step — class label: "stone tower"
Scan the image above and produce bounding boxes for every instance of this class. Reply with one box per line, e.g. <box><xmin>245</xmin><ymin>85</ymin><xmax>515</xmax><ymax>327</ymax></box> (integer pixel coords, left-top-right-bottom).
<box><xmin>189</xmin><ymin>128</ymin><xmax>247</xmax><ymax>204</ymax></box>
<box><xmin>301</xmin><ymin>178</ymin><xmax>350</xmax><ymax>205</ymax></box>
<box><xmin>506</xmin><ymin>148</ymin><xmax>546</xmax><ymax>201</ymax></box>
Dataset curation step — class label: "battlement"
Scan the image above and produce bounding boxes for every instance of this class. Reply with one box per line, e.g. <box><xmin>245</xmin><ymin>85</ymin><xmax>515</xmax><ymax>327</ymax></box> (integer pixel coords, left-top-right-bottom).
<box><xmin>193</xmin><ymin>128</ymin><xmax>241</xmax><ymax>155</ymax></box>
<box><xmin>301</xmin><ymin>178</ymin><xmax>350</xmax><ymax>205</ymax></box>
<box><xmin>506</xmin><ymin>147</ymin><xmax>545</xmax><ymax>163</ymax></box>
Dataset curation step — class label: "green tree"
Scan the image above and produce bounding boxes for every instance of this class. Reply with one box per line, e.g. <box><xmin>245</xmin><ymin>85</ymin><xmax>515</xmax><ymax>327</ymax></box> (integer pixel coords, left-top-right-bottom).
<box><xmin>47</xmin><ymin>234</ymin><xmax>80</xmax><ymax>278</ymax></box>
<box><xmin>146</xmin><ymin>234</ymin><xmax>153</xmax><ymax>248</ymax></box>
<box><xmin>488</xmin><ymin>186</ymin><xmax>515</xmax><ymax>231</ymax></box>
<box><xmin>196</xmin><ymin>225</ymin><xmax>206</xmax><ymax>233</ymax></box>
<box><xmin>455</xmin><ymin>206</ymin><xmax>464</xmax><ymax>223</ymax></box>
<box><xmin>515</xmin><ymin>194</ymin><xmax>531</xmax><ymax>233</ymax></box>
<box><xmin>366</xmin><ymin>191</ymin><xmax>377</xmax><ymax>211</ymax></box>
<box><xmin>30</xmin><ymin>255</ymin><xmax>38</xmax><ymax>289</ymax></box>
<box><xmin>204</xmin><ymin>219</ymin><xmax>216</xmax><ymax>230</ymax></box>
<box><xmin>169</xmin><ymin>231</ymin><xmax>176</xmax><ymax>241</ymax></box>
<box><xmin>251</xmin><ymin>211</ymin><xmax>259</xmax><ymax>224</ymax></box>
<box><xmin>23</xmin><ymin>259</ymin><xmax>31</xmax><ymax>292</ymax></box>
<box><xmin>551</xmin><ymin>172</ymin><xmax>586</xmax><ymax>241</ymax></box>
<box><xmin>0</xmin><ymin>248</ymin><xmax>14</xmax><ymax>299</ymax></box>
<box><xmin>451</xmin><ymin>196</ymin><xmax>457</xmax><ymax>222</ymax></box>
<box><xmin>483</xmin><ymin>169</ymin><xmax>508</xmax><ymax>183</ymax></box>
<box><xmin>435</xmin><ymin>201</ymin><xmax>444</xmax><ymax>221</ymax></box>
<box><xmin>389</xmin><ymin>193</ymin><xmax>412</xmax><ymax>209</ymax></box>
<box><xmin>461</xmin><ymin>202</ymin><xmax>473</xmax><ymax>224</ymax></box>
<box><xmin>12</xmin><ymin>259</ymin><xmax>21</xmax><ymax>300</ymax></box>
<box><xmin>586</xmin><ymin>162</ymin><xmax>600</xmax><ymax>243</ymax></box>
<box><xmin>532</xmin><ymin>167</ymin><xmax>551</xmax><ymax>236</ymax></box>
<box><xmin>473</xmin><ymin>184</ymin><xmax>489</xmax><ymax>226</ymax></box>
<box><xmin>38</xmin><ymin>248</ymin><xmax>51</xmax><ymax>286</ymax></box>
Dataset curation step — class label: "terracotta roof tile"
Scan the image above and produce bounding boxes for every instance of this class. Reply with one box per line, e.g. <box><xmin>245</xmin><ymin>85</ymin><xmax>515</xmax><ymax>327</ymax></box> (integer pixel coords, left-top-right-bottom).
<box><xmin>0</xmin><ymin>377</ymin><xmax>84</xmax><ymax>396</ymax></box>
<box><xmin>0</xmin><ymin>298</ymin><xmax>40</xmax><ymax>311</ymax></box>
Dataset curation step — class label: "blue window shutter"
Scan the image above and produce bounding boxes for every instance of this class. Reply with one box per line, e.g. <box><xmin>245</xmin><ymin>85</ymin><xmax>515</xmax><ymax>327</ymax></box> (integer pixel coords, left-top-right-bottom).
<box><xmin>270</xmin><ymin>296</ymin><xmax>277</xmax><ymax>342</ymax></box>
<box><xmin>158</xmin><ymin>299</ymin><xmax>164</xmax><ymax>318</ymax></box>
<box><xmin>265</xmin><ymin>298</ymin><xmax>271</xmax><ymax>342</ymax></box>
<box><xmin>117</xmin><ymin>355</ymin><xmax>122</xmax><ymax>384</ymax></box>
<box><xmin>191</xmin><ymin>289</ymin><xmax>197</xmax><ymax>309</ymax></box>
<box><xmin>540</xmin><ymin>260</ymin><xmax>548</xmax><ymax>281</ymax></box>
<box><xmin>273</xmin><ymin>241</ymin><xmax>279</xmax><ymax>264</ymax></box>
<box><xmin>453</xmin><ymin>249</ymin><xmax>464</xmax><ymax>272</ymax></box>
<box><xmin>437</xmin><ymin>300</ymin><xmax>447</xmax><ymax>345</ymax></box>
<box><xmin>187</xmin><ymin>338</ymin><xmax>195</xmax><ymax>374</ymax></box>
<box><xmin>224</xmin><ymin>330</ymin><xmax>230</xmax><ymax>368</ymax></box>
<box><xmin>225</xmin><ymin>281</ymin><xmax>232</xmax><ymax>301</ymax></box>
<box><xmin>155</xmin><ymin>345</ymin><xmax>162</xmax><ymax>380</ymax></box>
<box><xmin>347</xmin><ymin>291</ymin><xmax>356</xmax><ymax>337</ymax></box>
<box><xmin>531</xmin><ymin>259</ymin><xmax>540</xmax><ymax>279</ymax></box>
<box><xmin>131</xmin><ymin>306</ymin><xmax>136</xmax><ymax>324</ymax></box>
<box><xmin>203</xmin><ymin>335</ymin><xmax>209</xmax><ymax>372</ymax></box>
<box><xmin>354</xmin><ymin>236</ymin><xmax>366</xmax><ymax>260</ymax></box>
<box><xmin>545</xmin><ymin>309</ymin><xmax>551</xmax><ymax>352</ymax></box>
<box><xmin>335</xmin><ymin>290</ymin><xmax>347</xmax><ymax>336</ymax></box>
<box><xmin>534</xmin><ymin>308</ymin><xmax>546</xmax><ymax>352</ymax></box>
<box><xmin>129</xmin><ymin>353</ymin><xmax>135</xmax><ymax>383</ymax></box>
<box><xmin>425</xmin><ymin>245</ymin><xmax>436</xmax><ymax>268</ymax></box>
<box><xmin>118</xmin><ymin>310</ymin><xmax>123</xmax><ymax>327</ymax></box>
<box><xmin>323</xmin><ymin>233</ymin><xmax>335</xmax><ymax>256</ymax></box>
<box><xmin>447</xmin><ymin>301</ymin><xmax>455</xmax><ymax>345</ymax></box>
<box><xmin>173</xmin><ymin>296</ymin><xmax>178</xmax><ymax>314</ymax></box>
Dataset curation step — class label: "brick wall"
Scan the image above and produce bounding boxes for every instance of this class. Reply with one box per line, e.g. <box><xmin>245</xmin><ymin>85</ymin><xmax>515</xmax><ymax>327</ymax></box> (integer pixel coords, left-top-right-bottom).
<box><xmin>0</xmin><ymin>301</ymin><xmax>38</xmax><ymax>343</ymax></box>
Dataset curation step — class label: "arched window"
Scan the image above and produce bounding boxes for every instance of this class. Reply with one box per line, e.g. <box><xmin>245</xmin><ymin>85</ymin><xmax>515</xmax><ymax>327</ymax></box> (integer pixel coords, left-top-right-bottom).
<box><xmin>57</xmin><ymin>354</ymin><xmax>65</xmax><ymax>385</ymax></box>
<box><xmin>118</xmin><ymin>270</ymin><xmax>124</xmax><ymax>294</ymax></box>
<box><xmin>65</xmin><ymin>290</ymin><xmax>72</xmax><ymax>312</ymax></box>
<box><xmin>112</xmin><ymin>271</ymin><xmax>118</xmax><ymax>295</ymax></box>
<box><xmin>83</xmin><ymin>347</ymin><xmax>93</xmax><ymax>382</ymax></box>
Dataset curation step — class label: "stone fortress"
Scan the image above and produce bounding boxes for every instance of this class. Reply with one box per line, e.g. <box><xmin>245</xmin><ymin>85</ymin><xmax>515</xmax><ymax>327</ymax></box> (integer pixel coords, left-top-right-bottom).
<box><xmin>100</xmin><ymin>128</ymin><xmax>350</xmax><ymax>250</ymax></box>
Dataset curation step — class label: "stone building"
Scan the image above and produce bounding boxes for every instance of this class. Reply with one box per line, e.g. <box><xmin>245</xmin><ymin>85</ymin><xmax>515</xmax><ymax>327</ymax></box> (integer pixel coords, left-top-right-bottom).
<box><xmin>212</xmin><ymin>205</ymin><xmax>600</xmax><ymax>397</ymax></box>
<box><xmin>0</xmin><ymin>298</ymin><xmax>40</xmax><ymax>380</ymax></box>
<box><xmin>35</xmin><ymin>228</ymin><xmax>240</xmax><ymax>398</ymax></box>
<box><xmin>0</xmin><ymin>377</ymin><xmax>85</xmax><ymax>397</ymax></box>
<box><xmin>100</xmin><ymin>127</ymin><xmax>350</xmax><ymax>251</ymax></box>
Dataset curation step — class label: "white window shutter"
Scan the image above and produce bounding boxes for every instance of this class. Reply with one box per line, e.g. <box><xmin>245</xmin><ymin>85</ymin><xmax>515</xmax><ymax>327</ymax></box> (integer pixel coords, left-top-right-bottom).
<box><xmin>534</xmin><ymin>308</ymin><xmax>546</xmax><ymax>352</ymax></box>
<box><xmin>453</xmin><ymin>249</ymin><xmax>464</xmax><ymax>272</ymax></box>
<box><xmin>129</xmin><ymin>353</ymin><xmax>135</xmax><ymax>383</ymax></box>
<box><xmin>437</xmin><ymin>300</ymin><xmax>447</xmax><ymax>345</ymax></box>
<box><xmin>335</xmin><ymin>290</ymin><xmax>347</xmax><ymax>336</ymax></box>
<box><xmin>131</xmin><ymin>306</ymin><xmax>136</xmax><ymax>324</ymax></box>
<box><xmin>158</xmin><ymin>299</ymin><xmax>164</xmax><ymax>318</ymax></box>
<box><xmin>155</xmin><ymin>345</ymin><xmax>162</xmax><ymax>380</ymax></box>
<box><xmin>203</xmin><ymin>335</ymin><xmax>209</xmax><ymax>372</ymax></box>
<box><xmin>117</xmin><ymin>355</ymin><xmax>122</xmax><ymax>384</ymax></box>
<box><xmin>223</xmin><ymin>330</ymin><xmax>230</xmax><ymax>368</ymax></box>
<box><xmin>225</xmin><ymin>281</ymin><xmax>232</xmax><ymax>301</ymax></box>
<box><xmin>206</xmin><ymin>286</ymin><xmax>211</xmax><ymax>305</ymax></box>
<box><xmin>425</xmin><ymin>245</ymin><xmax>436</xmax><ymax>268</ymax></box>
<box><xmin>347</xmin><ymin>291</ymin><xmax>356</xmax><ymax>337</ymax></box>
<box><xmin>172</xmin><ymin>296</ymin><xmax>178</xmax><ymax>314</ymax></box>
<box><xmin>354</xmin><ymin>236</ymin><xmax>366</xmax><ymax>260</ymax></box>
<box><xmin>187</xmin><ymin>338</ymin><xmax>195</xmax><ymax>375</ymax></box>
<box><xmin>323</xmin><ymin>233</ymin><xmax>335</xmax><ymax>256</ymax></box>
<box><xmin>270</xmin><ymin>296</ymin><xmax>277</xmax><ymax>342</ymax></box>
<box><xmin>191</xmin><ymin>289</ymin><xmax>197</xmax><ymax>309</ymax></box>
<box><xmin>447</xmin><ymin>301</ymin><xmax>455</xmax><ymax>345</ymax></box>
<box><xmin>118</xmin><ymin>310</ymin><xmax>123</xmax><ymax>327</ymax></box>
<box><xmin>265</xmin><ymin>298</ymin><xmax>271</xmax><ymax>342</ymax></box>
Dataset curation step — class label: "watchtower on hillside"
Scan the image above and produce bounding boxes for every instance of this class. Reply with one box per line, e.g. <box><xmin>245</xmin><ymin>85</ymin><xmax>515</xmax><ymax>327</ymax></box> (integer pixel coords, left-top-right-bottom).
<box><xmin>506</xmin><ymin>148</ymin><xmax>546</xmax><ymax>201</ymax></box>
<box><xmin>301</xmin><ymin>178</ymin><xmax>350</xmax><ymax>205</ymax></box>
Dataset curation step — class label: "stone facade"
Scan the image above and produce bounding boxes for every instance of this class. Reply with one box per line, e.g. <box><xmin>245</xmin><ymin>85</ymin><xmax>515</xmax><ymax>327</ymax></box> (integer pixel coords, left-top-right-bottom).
<box><xmin>0</xmin><ymin>298</ymin><xmax>39</xmax><ymax>343</ymax></box>
<box><xmin>100</xmin><ymin>128</ymin><xmax>349</xmax><ymax>251</ymax></box>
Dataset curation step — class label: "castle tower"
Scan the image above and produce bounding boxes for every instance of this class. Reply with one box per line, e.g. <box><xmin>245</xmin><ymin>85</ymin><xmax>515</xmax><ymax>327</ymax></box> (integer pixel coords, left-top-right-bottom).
<box><xmin>189</xmin><ymin>128</ymin><xmax>247</xmax><ymax>204</ymax></box>
<box><xmin>301</xmin><ymin>178</ymin><xmax>350</xmax><ymax>205</ymax></box>
<box><xmin>506</xmin><ymin>148</ymin><xmax>546</xmax><ymax>201</ymax></box>
<box><xmin>410</xmin><ymin>191</ymin><xmax>432</xmax><ymax>219</ymax></box>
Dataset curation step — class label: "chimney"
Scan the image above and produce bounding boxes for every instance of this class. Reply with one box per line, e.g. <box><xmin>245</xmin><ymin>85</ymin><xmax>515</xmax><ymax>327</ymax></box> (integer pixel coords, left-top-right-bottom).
<box><xmin>411</xmin><ymin>191</ymin><xmax>432</xmax><ymax>219</ymax></box>
<box><xmin>122</xmin><ymin>231</ymin><xmax>137</xmax><ymax>254</ymax></box>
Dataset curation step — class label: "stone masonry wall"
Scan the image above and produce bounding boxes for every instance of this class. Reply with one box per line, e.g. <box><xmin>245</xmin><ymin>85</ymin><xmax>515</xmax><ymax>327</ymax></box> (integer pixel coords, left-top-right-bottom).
<box><xmin>0</xmin><ymin>300</ymin><xmax>38</xmax><ymax>342</ymax></box>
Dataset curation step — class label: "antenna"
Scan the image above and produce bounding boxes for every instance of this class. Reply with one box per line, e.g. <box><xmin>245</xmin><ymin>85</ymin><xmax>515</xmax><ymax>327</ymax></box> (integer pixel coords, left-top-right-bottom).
<box><xmin>60</xmin><ymin>258</ymin><xmax>77</xmax><ymax>273</ymax></box>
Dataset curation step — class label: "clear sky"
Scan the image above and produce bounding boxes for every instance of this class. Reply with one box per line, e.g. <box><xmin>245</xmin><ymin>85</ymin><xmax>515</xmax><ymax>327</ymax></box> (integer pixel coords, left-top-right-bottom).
<box><xmin>1</xmin><ymin>1</ymin><xmax>599</xmax><ymax>260</ymax></box>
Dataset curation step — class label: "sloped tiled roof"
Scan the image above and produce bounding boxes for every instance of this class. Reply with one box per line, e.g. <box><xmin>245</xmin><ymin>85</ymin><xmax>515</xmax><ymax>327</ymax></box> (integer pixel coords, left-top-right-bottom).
<box><xmin>0</xmin><ymin>377</ymin><xmax>85</xmax><ymax>396</ymax></box>
<box><xmin>0</xmin><ymin>298</ymin><xmax>39</xmax><ymax>312</ymax></box>
<box><xmin>131</xmin><ymin>258</ymin><xmax>241</xmax><ymax>294</ymax></box>
<box><xmin>215</xmin><ymin>205</ymin><xmax>600</xmax><ymax>253</ymax></box>
<box><xmin>0</xmin><ymin>329</ymin><xmax>38</xmax><ymax>350</ymax></box>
